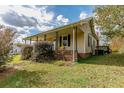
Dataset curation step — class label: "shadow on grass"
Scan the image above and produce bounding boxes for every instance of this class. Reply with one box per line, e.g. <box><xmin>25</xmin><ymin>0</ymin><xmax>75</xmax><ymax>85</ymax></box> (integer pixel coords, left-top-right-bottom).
<box><xmin>78</xmin><ymin>53</ymin><xmax>124</xmax><ymax>67</ymax></box>
<box><xmin>0</xmin><ymin>69</ymin><xmax>48</xmax><ymax>88</ymax></box>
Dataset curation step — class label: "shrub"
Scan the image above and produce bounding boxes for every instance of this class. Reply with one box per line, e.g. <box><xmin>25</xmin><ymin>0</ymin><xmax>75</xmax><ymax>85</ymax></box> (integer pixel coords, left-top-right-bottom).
<box><xmin>110</xmin><ymin>37</ymin><xmax>124</xmax><ymax>52</ymax></box>
<box><xmin>21</xmin><ymin>45</ymin><xmax>33</xmax><ymax>60</ymax></box>
<box><xmin>31</xmin><ymin>42</ymin><xmax>54</xmax><ymax>62</ymax></box>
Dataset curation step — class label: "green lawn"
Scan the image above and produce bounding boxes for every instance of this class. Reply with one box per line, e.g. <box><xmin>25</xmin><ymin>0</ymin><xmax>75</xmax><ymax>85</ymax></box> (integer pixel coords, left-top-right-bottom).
<box><xmin>0</xmin><ymin>53</ymin><xmax>124</xmax><ymax>88</ymax></box>
<box><xmin>12</xmin><ymin>55</ymin><xmax>21</xmax><ymax>63</ymax></box>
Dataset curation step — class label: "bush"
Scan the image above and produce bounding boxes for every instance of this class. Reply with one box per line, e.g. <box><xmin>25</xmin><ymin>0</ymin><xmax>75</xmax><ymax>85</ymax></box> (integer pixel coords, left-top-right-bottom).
<box><xmin>110</xmin><ymin>37</ymin><xmax>124</xmax><ymax>52</ymax></box>
<box><xmin>21</xmin><ymin>45</ymin><xmax>33</xmax><ymax>60</ymax></box>
<box><xmin>31</xmin><ymin>42</ymin><xmax>54</xmax><ymax>62</ymax></box>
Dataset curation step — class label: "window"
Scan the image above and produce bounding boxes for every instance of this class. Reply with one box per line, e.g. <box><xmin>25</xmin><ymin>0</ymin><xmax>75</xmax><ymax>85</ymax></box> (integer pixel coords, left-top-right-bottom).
<box><xmin>88</xmin><ymin>34</ymin><xmax>90</xmax><ymax>47</ymax></box>
<box><xmin>88</xmin><ymin>34</ymin><xmax>92</xmax><ymax>47</ymax></box>
<box><xmin>93</xmin><ymin>40</ymin><xmax>95</xmax><ymax>49</ymax></box>
<box><xmin>59</xmin><ymin>34</ymin><xmax>71</xmax><ymax>47</ymax></box>
<box><xmin>90</xmin><ymin>37</ymin><xmax>92</xmax><ymax>46</ymax></box>
<box><xmin>63</xmin><ymin>36</ymin><xmax>68</xmax><ymax>46</ymax></box>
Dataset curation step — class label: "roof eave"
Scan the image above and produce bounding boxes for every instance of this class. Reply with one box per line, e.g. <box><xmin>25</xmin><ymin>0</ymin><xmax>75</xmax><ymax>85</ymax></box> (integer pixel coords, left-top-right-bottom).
<box><xmin>23</xmin><ymin>17</ymin><xmax>93</xmax><ymax>40</ymax></box>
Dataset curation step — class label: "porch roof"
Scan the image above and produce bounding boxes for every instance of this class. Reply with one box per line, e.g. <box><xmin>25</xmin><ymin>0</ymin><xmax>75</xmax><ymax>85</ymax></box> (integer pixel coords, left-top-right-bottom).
<box><xmin>23</xmin><ymin>17</ymin><xmax>98</xmax><ymax>41</ymax></box>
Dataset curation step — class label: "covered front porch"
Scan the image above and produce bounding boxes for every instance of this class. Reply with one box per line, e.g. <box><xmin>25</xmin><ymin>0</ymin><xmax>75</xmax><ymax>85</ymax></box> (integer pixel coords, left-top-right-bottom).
<box><xmin>23</xmin><ymin>24</ymin><xmax>86</xmax><ymax>61</ymax></box>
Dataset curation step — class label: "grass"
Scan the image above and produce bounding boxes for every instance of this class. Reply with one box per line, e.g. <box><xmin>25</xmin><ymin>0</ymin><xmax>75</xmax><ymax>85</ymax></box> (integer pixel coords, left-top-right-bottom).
<box><xmin>11</xmin><ymin>55</ymin><xmax>21</xmax><ymax>63</ymax></box>
<box><xmin>0</xmin><ymin>53</ymin><xmax>124</xmax><ymax>88</ymax></box>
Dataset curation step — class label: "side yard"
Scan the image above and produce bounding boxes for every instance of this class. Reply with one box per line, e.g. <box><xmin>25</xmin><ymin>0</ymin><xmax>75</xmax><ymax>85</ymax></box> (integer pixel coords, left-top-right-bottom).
<box><xmin>0</xmin><ymin>53</ymin><xmax>124</xmax><ymax>88</ymax></box>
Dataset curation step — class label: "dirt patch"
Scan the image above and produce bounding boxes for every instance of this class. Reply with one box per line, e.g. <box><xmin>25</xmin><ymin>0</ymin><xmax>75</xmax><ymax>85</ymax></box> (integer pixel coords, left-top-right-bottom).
<box><xmin>0</xmin><ymin>67</ymin><xmax>16</xmax><ymax>80</ymax></box>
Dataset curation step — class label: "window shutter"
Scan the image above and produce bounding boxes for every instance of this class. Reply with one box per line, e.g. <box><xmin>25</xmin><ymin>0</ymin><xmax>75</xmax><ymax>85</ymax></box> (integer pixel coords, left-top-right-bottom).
<box><xmin>59</xmin><ymin>36</ymin><xmax>62</xmax><ymax>47</ymax></box>
<box><xmin>68</xmin><ymin>34</ymin><xmax>71</xmax><ymax>46</ymax></box>
<box><xmin>88</xmin><ymin>34</ymin><xmax>90</xmax><ymax>47</ymax></box>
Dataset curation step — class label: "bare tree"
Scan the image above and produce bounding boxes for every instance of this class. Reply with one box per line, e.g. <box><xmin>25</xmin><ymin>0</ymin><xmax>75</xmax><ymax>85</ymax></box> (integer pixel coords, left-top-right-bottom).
<box><xmin>0</xmin><ymin>25</ymin><xmax>16</xmax><ymax>63</ymax></box>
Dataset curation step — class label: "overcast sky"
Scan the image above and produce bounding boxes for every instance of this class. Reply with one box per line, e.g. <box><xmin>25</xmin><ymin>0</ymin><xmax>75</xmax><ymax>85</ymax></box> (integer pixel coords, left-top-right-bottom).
<box><xmin>0</xmin><ymin>5</ymin><xmax>94</xmax><ymax>43</ymax></box>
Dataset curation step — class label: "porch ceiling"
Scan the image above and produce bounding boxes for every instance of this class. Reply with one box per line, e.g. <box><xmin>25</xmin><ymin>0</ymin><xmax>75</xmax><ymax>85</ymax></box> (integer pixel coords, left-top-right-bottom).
<box><xmin>24</xmin><ymin>24</ymin><xmax>84</xmax><ymax>41</ymax></box>
<box><xmin>26</xmin><ymin>27</ymin><xmax>75</xmax><ymax>41</ymax></box>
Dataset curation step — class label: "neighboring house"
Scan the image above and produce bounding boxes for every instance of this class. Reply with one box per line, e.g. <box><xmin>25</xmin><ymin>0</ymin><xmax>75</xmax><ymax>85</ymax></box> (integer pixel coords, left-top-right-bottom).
<box><xmin>9</xmin><ymin>44</ymin><xmax>21</xmax><ymax>55</ymax></box>
<box><xmin>23</xmin><ymin>17</ymin><xmax>99</xmax><ymax>62</ymax></box>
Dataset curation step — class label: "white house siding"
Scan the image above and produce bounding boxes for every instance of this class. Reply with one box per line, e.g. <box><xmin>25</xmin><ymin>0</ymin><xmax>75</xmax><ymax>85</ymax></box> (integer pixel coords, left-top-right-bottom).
<box><xmin>57</xmin><ymin>28</ymin><xmax>84</xmax><ymax>53</ymax></box>
<box><xmin>84</xmin><ymin>23</ymin><xmax>97</xmax><ymax>54</ymax></box>
<box><xmin>56</xmin><ymin>22</ymin><xmax>97</xmax><ymax>55</ymax></box>
<box><xmin>77</xmin><ymin>30</ymin><xmax>84</xmax><ymax>53</ymax></box>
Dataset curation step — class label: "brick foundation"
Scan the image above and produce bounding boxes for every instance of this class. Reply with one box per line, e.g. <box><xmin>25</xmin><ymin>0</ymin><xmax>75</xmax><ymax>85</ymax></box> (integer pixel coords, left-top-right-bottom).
<box><xmin>56</xmin><ymin>50</ymin><xmax>91</xmax><ymax>61</ymax></box>
<box><xmin>78</xmin><ymin>53</ymin><xmax>91</xmax><ymax>58</ymax></box>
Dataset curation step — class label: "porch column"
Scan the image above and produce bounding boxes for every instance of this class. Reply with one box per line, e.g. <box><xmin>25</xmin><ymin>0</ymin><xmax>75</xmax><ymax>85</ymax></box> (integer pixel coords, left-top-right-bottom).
<box><xmin>30</xmin><ymin>38</ymin><xmax>32</xmax><ymax>45</ymax></box>
<box><xmin>56</xmin><ymin>32</ymin><xmax>58</xmax><ymax>51</ymax></box>
<box><xmin>83</xmin><ymin>33</ymin><xmax>86</xmax><ymax>53</ymax></box>
<box><xmin>72</xmin><ymin>27</ymin><xmax>75</xmax><ymax>62</ymax></box>
<box><xmin>75</xmin><ymin>26</ymin><xmax>78</xmax><ymax>61</ymax></box>
<box><xmin>75</xmin><ymin>27</ymin><xmax>78</xmax><ymax>53</ymax></box>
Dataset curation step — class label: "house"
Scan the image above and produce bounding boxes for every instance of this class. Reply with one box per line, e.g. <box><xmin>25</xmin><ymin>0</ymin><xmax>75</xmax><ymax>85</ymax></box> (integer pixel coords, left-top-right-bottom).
<box><xmin>23</xmin><ymin>17</ymin><xmax>99</xmax><ymax>62</ymax></box>
<box><xmin>9</xmin><ymin>44</ymin><xmax>21</xmax><ymax>55</ymax></box>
